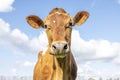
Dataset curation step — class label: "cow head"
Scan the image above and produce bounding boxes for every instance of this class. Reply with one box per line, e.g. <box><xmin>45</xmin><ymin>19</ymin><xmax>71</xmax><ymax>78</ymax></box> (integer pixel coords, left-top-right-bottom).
<box><xmin>26</xmin><ymin>8</ymin><xmax>89</xmax><ymax>58</ymax></box>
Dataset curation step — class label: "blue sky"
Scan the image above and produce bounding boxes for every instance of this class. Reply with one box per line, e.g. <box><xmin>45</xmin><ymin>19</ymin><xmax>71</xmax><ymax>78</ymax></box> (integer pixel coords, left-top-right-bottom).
<box><xmin>0</xmin><ymin>0</ymin><xmax>120</xmax><ymax>79</ymax></box>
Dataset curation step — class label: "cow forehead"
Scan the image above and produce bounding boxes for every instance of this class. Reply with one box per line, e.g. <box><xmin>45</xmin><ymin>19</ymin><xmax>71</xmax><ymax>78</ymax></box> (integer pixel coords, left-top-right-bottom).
<box><xmin>45</xmin><ymin>12</ymin><xmax>71</xmax><ymax>27</ymax></box>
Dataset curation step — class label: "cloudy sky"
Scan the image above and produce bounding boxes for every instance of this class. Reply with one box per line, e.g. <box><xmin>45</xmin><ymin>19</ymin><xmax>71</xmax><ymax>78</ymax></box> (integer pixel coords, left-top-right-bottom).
<box><xmin>0</xmin><ymin>0</ymin><xmax>120</xmax><ymax>79</ymax></box>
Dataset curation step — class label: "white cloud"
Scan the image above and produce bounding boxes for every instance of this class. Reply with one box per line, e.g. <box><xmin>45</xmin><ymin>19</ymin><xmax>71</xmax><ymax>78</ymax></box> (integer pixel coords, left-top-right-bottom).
<box><xmin>11</xmin><ymin>68</ymin><xmax>17</xmax><ymax>75</ymax></box>
<box><xmin>77</xmin><ymin>61</ymin><xmax>120</xmax><ymax>79</ymax></box>
<box><xmin>0</xmin><ymin>0</ymin><xmax>15</xmax><ymax>12</ymax></box>
<box><xmin>11</xmin><ymin>60</ymin><xmax>35</xmax><ymax>76</ymax></box>
<box><xmin>77</xmin><ymin>62</ymin><xmax>97</xmax><ymax>79</ymax></box>
<box><xmin>112</xmin><ymin>53</ymin><xmax>120</xmax><ymax>65</ymax></box>
<box><xmin>11</xmin><ymin>29</ymin><xmax>29</xmax><ymax>42</ymax></box>
<box><xmin>71</xmin><ymin>30</ymin><xmax>120</xmax><ymax>61</ymax></box>
<box><xmin>0</xmin><ymin>19</ymin><xmax>10</xmax><ymax>34</ymax></box>
<box><xmin>23</xmin><ymin>61</ymin><xmax>35</xmax><ymax>67</ymax></box>
<box><xmin>0</xmin><ymin>18</ymin><xmax>46</xmax><ymax>54</ymax></box>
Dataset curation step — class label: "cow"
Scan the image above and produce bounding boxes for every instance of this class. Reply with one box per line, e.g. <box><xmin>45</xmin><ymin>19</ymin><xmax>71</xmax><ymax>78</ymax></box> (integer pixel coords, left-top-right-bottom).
<box><xmin>26</xmin><ymin>8</ymin><xmax>89</xmax><ymax>80</ymax></box>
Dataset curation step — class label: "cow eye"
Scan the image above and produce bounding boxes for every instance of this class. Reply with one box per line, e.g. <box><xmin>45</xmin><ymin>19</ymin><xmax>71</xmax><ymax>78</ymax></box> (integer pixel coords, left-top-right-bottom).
<box><xmin>65</xmin><ymin>22</ymin><xmax>73</xmax><ymax>29</ymax></box>
<box><xmin>44</xmin><ymin>24</ymin><xmax>51</xmax><ymax>30</ymax></box>
<box><xmin>44</xmin><ymin>24</ymin><xmax>48</xmax><ymax>29</ymax></box>
<box><xmin>66</xmin><ymin>22</ymin><xmax>73</xmax><ymax>28</ymax></box>
<box><xmin>69</xmin><ymin>22</ymin><xmax>73</xmax><ymax>26</ymax></box>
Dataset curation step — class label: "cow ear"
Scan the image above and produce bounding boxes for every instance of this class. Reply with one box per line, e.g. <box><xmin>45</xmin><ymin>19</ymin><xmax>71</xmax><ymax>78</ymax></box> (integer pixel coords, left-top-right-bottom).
<box><xmin>26</xmin><ymin>15</ymin><xmax>44</xmax><ymax>29</ymax></box>
<box><xmin>73</xmin><ymin>11</ymin><xmax>89</xmax><ymax>26</ymax></box>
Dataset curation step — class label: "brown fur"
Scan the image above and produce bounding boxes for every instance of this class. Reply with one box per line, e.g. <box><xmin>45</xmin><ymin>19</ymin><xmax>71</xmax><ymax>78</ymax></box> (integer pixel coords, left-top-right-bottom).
<box><xmin>49</xmin><ymin>8</ymin><xmax>67</xmax><ymax>14</ymax></box>
<box><xmin>26</xmin><ymin>8</ymin><xmax>89</xmax><ymax>80</ymax></box>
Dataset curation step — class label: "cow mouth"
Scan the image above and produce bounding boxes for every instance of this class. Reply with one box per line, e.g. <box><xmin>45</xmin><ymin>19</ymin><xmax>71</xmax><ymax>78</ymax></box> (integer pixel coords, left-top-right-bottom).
<box><xmin>50</xmin><ymin>52</ymin><xmax>68</xmax><ymax>58</ymax></box>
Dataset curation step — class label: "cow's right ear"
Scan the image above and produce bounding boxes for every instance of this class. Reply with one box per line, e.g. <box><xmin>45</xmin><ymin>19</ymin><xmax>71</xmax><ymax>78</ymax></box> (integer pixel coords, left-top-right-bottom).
<box><xmin>26</xmin><ymin>15</ymin><xmax>44</xmax><ymax>29</ymax></box>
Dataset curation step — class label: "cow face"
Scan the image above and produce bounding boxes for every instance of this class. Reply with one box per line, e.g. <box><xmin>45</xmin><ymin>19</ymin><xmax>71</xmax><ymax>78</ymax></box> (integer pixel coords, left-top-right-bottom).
<box><xmin>26</xmin><ymin>8</ymin><xmax>89</xmax><ymax>58</ymax></box>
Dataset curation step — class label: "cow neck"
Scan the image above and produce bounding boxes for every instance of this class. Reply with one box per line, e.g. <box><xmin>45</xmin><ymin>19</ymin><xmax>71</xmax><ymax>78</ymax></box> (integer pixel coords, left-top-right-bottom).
<box><xmin>51</xmin><ymin>47</ymin><xmax>71</xmax><ymax>71</ymax></box>
<box><xmin>56</xmin><ymin>52</ymin><xmax>71</xmax><ymax>79</ymax></box>
<box><xmin>52</xmin><ymin>55</ymin><xmax>69</xmax><ymax>70</ymax></box>
<box><xmin>57</xmin><ymin>57</ymin><xmax>67</xmax><ymax>69</ymax></box>
<box><xmin>56</xmin><ymin>48</ymin><xmax>71</xmax><ymax>69</ymax></box>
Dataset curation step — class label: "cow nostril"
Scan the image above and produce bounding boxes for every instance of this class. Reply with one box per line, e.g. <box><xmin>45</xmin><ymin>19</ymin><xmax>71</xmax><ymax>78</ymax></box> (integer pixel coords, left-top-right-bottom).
<box><xmin>52</xmin><ymin>45</ymin><xmax>56</xmax><ymax>50</ymax></box>
<box><xmin>64</xmin><ymin>44</ymin><xmax>68</xmax><ymax>50</ymax></box>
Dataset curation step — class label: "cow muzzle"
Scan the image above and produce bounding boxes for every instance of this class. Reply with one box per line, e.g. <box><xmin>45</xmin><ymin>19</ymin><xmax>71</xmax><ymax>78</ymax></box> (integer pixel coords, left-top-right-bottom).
<box><xmin>50</xmin><ymin>41</ymin><xmax>69</xmax><ymax>58</ymax></box>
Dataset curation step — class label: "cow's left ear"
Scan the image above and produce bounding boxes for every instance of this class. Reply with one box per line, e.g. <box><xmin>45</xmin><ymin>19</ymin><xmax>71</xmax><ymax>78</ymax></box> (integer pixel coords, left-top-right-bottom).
<box><xmin>73</xmin><ymin>11</ymin><xmax>89</xmax><ymax>26</ymax></box>
<box><xmin>26</xmin><ymin>15</ymin><xmax>44</xmax><ymax>29</ymax></box>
